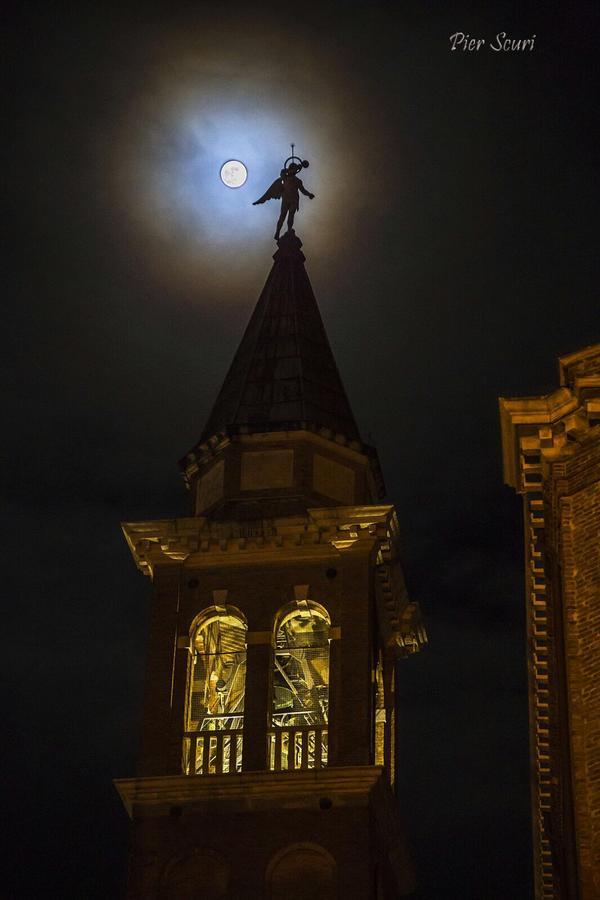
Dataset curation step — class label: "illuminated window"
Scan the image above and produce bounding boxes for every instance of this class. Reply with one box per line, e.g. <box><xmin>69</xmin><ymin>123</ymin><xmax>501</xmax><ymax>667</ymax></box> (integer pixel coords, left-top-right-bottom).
<box><xmin>374</xmin><ymin>653</ymin><xmax>386</xmax><ymax>767</ymax></box>
<box><xmin>183</xmin><ymin>608</ymin><xmax>247</xmax><ymax>775</ymax></box>
<box><xmin>272</xmin><ymin>603</ymin><xmax>330</xmax><ymax>727</ymax></box>
<box><xmin>269</xmin><ymin>603</ymin><xmax>330</xmax><ymax>771</ymax></box>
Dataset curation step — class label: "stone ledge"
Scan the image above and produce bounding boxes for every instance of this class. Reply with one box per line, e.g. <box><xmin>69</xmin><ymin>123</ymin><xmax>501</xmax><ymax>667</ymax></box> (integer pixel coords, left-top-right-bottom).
<box><xmin>499</xmin><ymin>350</ymin><xmax>600</xmax><ymax>490</ymax></box>
<box><xmin>115</xmin><ymin>765</ymin><xmax>386</xmax><ymax>819</ymax></box>
<box><xmin>121</xmin><ymin>505</ymin><xmax>396</xmax><ymax>577</ymax></box>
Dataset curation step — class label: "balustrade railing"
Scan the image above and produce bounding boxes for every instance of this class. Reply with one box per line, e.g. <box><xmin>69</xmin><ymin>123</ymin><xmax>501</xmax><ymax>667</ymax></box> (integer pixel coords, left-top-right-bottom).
<box><xmin>268</xmin><ymin>724</ymin><xmax>328</xmax><ymax>771</ymax></box>
<box><xmin>182</xmin><ymin>724</ymin><xmax>328</xmax><ymax>775</ymax></box>
<box><xmin>182</xmin><ymin>729</ymin><xmax>243</xmax><ymax>775</ymax></box>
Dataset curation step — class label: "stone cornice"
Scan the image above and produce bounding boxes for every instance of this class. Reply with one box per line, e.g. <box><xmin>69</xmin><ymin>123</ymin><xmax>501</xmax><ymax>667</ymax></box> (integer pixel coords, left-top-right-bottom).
<box><xmin>559</xmin><ymin>342</ymin><xmax>600</xmax><ymax>386</ymax></box>
<box><xmin>499</xmin><ymin>357</ymin><xmax>600</xmax><ymax>490</ymax></box>
<box><xmin>375</xmin><ymin>541</ymin><xmax>428</xmax><ymax>657</ymax></box>
<box><xmin>499</xmin><ymin>343</ymin><xmax>600</xmax><ymax>898</ymax></box>
<box><xmin>114</xmin><ymin>765</ymin><xmax>386</xmax><ymax>819</ymax></box>
<box><xmin>121</xmin><ymin>505</ymin><xmax>397</xmax><ymax>578</ymax></box>
<box><xmin>182</xmin><ymin>428</ymin><xmax>372</xmax><ymax>478</ymax></box>
<box><xmin>179</xmin><ymin>427</ymin><xmax>387</xmax><ymax>501</ymax></box>
<box><xmin>121</xmin><ymin>504</ymin><xmax>421</xmax><ymax>656</ymax></box>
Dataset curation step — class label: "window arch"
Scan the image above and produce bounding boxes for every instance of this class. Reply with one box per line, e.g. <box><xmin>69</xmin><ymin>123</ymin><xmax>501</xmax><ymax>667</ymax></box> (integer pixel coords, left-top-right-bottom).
<box><xmin>183</xmin><ymin>606</ymin><xmax>247</xmax><ymax>775</ymax></box>
<box><xmin>270</xmin><ymin>602</ymin><xmax>331</xmax><ymax>770</ymax></box>
<box><xmin>267</xmin><ymin>843</ymin><xmax>336</xmax><ymax>899</ymax></box>
<box><xmin>162</xmin><ymin>848</ymin><xmax>229</xmax><ymax>899</ymax></box>
<box><xmin>272</xmin><ymin>601</ymin><xmax>331</xmax><ymax>727</ymax></box>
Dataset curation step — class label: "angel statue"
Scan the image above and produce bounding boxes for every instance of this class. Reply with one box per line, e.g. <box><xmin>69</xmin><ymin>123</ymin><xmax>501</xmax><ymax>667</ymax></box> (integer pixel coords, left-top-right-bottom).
<box><xmin>253</xmin><ymin>147</ymin><xmax>315</xmax><ymax>241</ymax></box>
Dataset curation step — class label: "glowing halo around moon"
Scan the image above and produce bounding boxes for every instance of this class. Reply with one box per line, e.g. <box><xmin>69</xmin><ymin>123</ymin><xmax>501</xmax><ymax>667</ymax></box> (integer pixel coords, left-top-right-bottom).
<box><xmin>220</xmin><ymin>159</ymin><xmax>248</xmax><ymax>188</ymax></box>
<box><xmin>110</xmin><ymin>28</ymin><xmax>377</xmax><ymax>296</ymax></box>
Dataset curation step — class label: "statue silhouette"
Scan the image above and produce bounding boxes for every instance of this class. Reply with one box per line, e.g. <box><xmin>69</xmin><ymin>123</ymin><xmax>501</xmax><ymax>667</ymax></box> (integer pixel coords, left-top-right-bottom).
<box><xmin>253</xmin><ymin>160</ymin><xmax>315</xmax><ymax>240</ymax></box>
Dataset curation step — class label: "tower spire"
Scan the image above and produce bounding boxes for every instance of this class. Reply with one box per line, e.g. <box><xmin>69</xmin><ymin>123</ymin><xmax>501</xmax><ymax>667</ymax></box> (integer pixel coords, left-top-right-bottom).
<box><xmin>180</xmin><ymin>231</ymin><xmax>385</xmax><ymax>519</ymax></box>
<box><xmin>194</xmin><ymin>231</ymin><xmax>360</xmax><ymax>447</ymax></box>
<box><xmin>116</xmin><ymin>227</ymin><xmax>427</xmax><ymax>900</ymax></box>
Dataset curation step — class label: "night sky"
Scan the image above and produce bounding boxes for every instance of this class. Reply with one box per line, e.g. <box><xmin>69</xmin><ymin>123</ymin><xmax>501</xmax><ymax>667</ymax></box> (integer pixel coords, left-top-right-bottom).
<box><xmin>4</xmin><ymin>2</ymin><xmax>599</xmax><ymax>898</ymax></box>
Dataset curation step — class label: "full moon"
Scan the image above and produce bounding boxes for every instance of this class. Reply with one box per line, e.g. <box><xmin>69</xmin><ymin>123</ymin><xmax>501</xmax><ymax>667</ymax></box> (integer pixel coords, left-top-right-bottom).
<box><xmin>220</xmin><ymin>159</ymin><xmax>248</xmax><ymax>188</ymax></box>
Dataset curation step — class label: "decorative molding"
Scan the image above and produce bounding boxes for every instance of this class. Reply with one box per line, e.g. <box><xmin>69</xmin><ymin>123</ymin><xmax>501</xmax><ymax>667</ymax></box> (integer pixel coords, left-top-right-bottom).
<box><xmin>181</xmin><ymin>428</ymin><xmax>378</xmax><ymax>486</ymax></box>
<box><xmin>121</xmin><ymin>504</ymin><xmax>421</xmax><ymax>660</ymax></box>
<box><xmin>115</xmin><ymin>765</ymin><xmax>386</xmax><ymax>819</ymax></box>
<box><xmin>376</xmin><ymin>543</ymin><xmax>427</xmax><ymax>657</ymax></box>
<box><xmin>500</xmin><ymin>344</ymin><xmax>600</xmax><ymax>490</ymax></box>
<box><xmin>121</xmin><ymin>505</ymin><xmax>396</xmax><ymax>578</ymax></box>
<box><xmin>498</xmin><ymin>343</ymin><xmax>600</xmax><ymax>900</ymax></box>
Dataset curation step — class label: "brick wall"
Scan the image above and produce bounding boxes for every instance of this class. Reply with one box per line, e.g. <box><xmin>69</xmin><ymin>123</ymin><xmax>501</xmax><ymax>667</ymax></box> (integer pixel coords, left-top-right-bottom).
<box><xmin>137</xmin><ymin>553</ymin><xmax>376</xmax><ymax>777</ymax></box>
<box><xmin>550</xmin><ymin>437</ymin><xmax>600</xmax><ymax>897</ymax></box>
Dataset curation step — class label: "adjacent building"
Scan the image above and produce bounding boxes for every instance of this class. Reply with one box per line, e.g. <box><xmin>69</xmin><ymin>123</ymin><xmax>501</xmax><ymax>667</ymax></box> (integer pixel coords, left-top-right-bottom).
<box><xmin>499</xmin><ymin>343</ymin><xmax>600</xmax><ymax>899</ymax></box>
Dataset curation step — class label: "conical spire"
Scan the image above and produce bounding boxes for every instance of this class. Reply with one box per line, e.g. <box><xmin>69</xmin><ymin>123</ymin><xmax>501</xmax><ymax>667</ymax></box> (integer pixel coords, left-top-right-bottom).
<box><xmin>199</xmin><ymin>231</ymin><xmax>361</xmax><ymax>444</ymax></box>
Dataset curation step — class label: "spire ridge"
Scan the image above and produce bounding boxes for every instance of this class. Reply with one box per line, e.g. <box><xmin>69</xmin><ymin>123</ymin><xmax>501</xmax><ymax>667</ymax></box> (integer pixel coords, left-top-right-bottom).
<box><xmin>196</xmin><ymin>233</ymin><xmax>360</xmax><ymax>446</ymax></box>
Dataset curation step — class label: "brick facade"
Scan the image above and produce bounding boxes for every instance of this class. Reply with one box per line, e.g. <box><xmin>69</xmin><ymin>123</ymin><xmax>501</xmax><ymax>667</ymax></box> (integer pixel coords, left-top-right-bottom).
<box><xmin>499</xmin><ymin>343</ymin><xmax>600</xmax><ymax>899</ymax></box>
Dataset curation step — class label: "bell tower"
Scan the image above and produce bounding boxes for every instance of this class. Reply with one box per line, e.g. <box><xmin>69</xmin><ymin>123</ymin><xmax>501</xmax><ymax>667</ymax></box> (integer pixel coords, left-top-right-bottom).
<box><xmin>115</xmin><ymin>231</ymin><xmax>427</xmax><ymax>899</ymax></box>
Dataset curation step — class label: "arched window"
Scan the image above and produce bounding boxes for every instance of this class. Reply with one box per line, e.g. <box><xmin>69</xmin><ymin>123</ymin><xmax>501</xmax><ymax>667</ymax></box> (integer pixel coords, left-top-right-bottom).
<box><xmin>267</xmin><ymin>843</ymin><xmax>336</xmax><ymax>899</ymax></box>
<box><xmin>270</xmin><ymin>602</ymin><xmax>330</xmax><ymax>770</ymax></box>
<box><xmin>162</xmin><ymin>848</ymin><xmax>229</xmax><ymax>900</ymax></box>
<box><xmin>183</xmin><ymin>607</ymin><xmax>247</xmax><ymax>775</ymax></box>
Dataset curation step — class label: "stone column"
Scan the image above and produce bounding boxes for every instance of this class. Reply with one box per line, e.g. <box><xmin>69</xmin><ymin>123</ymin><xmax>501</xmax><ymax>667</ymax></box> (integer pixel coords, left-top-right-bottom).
<box><xmin>138</xmin><ymin>565</ymin><xmax>181</xmax><ymax>777</ymax></box>
<box><xmin>327</xmin><ymin>635</ymin><xmax>342</xmax><ymax>767</ymax></box>
<box><xmin>336</xmin><ymin>547</ymin><xmax>373</xmax><ymax>766</ymax></box>
<box><xmin>242</xmin><ymin>640</ymin><xmax>271</xmax><ymax>771</ymax></box>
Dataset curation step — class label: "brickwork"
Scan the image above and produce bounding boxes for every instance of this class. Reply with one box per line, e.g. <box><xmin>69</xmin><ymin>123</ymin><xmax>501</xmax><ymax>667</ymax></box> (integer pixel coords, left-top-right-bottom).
<box><xmin>551</xmin><ymin>442</ymin><xmax>600</xmax><ymax>897</ymax></box>
<box><xmin>123</xmin><ymin>774</ymin><xmax>393</xmax><ymax>899</ymax></box>
<box><xmin>184</xmin><ymin>430</ymin><xmax>376</xmax><ymax>521</ymax></box>
<box><xmin>499</xmin><ymin>343</ymin><xmax>600</xmax><ymax>899</ymax></box>
<box><xmin>137</xmin><ymin>567</ymin><xmax>182</xmax><ymax>777</ymax></box>
<box><xmin>137</xmin><ymin>799</ymin><xmax>371</xmax><ymax>899</ymax></box>
<box><xmin>560</xmin><ymin>345</ymin><xmax>600</xmax><ymax>384</ymax></box>
<box><xmin>139</xmin><ymin>547</ymin><xmax>382</xmax><ymax>779</ymax></box>
<box><xmin>117</xmin><ymin>503</ymin><xmax>425</xmax><ymax>897</ymax></box>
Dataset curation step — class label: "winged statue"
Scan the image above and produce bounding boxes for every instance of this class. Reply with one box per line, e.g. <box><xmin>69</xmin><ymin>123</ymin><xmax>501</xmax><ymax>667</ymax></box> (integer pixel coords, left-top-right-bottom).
<box><xmin>253</xmin><ymin>149</ymin><xmax>315</xmax><ymax>240</ymax></box>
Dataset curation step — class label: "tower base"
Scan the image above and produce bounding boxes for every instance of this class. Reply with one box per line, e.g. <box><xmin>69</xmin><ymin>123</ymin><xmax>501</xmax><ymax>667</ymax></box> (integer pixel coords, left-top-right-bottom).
<box><xmin>115</xmin><ymin>766</ymin><xmax>416</xmax><ymax>899</ymax></box>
